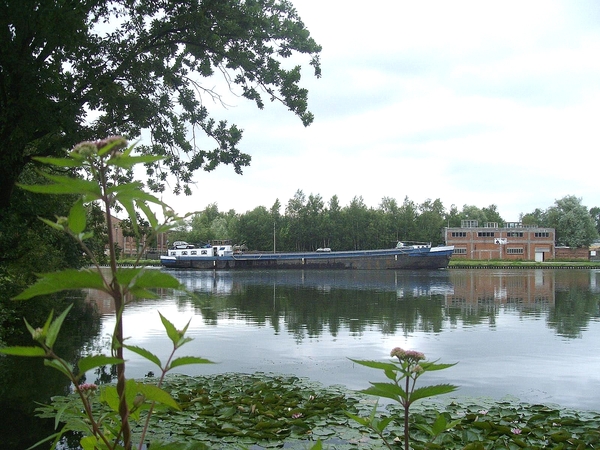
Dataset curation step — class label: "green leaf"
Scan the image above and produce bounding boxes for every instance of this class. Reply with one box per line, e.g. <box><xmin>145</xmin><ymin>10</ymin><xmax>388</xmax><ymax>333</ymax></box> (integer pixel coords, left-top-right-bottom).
<box><xmin>359</xmin><ymin>383</ymin><xmax>405</xmax><ymax>402</ymax></box>
<box><xmin>106</xmin><ymin>181</ymin><xmax>145</xmax><ymax>196</ymax></box>
<box><xmin>44</xmin><ymin>358</ymin><xmax>73</xmax><ymax>377</ymax></box>
<box><xmin>128</xmin><ymin>269</ymin><xmax>182</xmax><ymax>290</ymax></box>
<box><xmin>409</xmin><ymin>384</ymin><xmax>458</xmax><ymax>402</ymax></box>
<box><xmin>13</xmin><ymin>269</ymin><xmax>106</xmax><ymax>300</ymax></box>
<box><xmin>46</xmin><ymin>304</ymin><xmax>73</xmax><ymax>348</ymax></box>
<box><xmin>77</xmin><ymin>355</ymin><xmax>124</xmax><ymax>375</ymax></box>
<box><xmin>169</xmin><ymin>356</ymin><xmax>214</xmax><ymax>369</ymax></box>
<box><xmin>100</xmin><ymin>386</ymin><xmax>120</xmax><ymax>413</ymax></box>
<box><xmin>414</xmin><ymin>422</ymin><xmax>434</xmax><ymax>437</ymax></box>
<box><xmin>138</xmin><ymin>383</ymin><xmax>181</xmax><ymax>410</ymax></box>
<box><xmin>373</xmin><ymin>416</ymin><xmax>394</xmax><ymax>433</ymax></box>
<box><xmin>18</xmin><ymin>174</ymin><xmax>102</xmax><ymax>198</ymax></box>
<box><xmin>68</xmin><ymin>197</ymin><xmax>87</xmax><ymax>234</ymax></box>
<box><xmin>38</xmin><ymin>217</ymin><xmax>66</xmax><ymax>231</ymax></box>
<box><xmin>80</xmin><ymin>435</ymin><xmax>98</xmax><ymax>450</ymax></box>
<box><xmin>345</xmin><ymin>411</ymin><xmax>371</xmax><ymax>427</ymax></box>
<box><xmin>0</xmin><ymin>346</ymin><xmax>47</xmax><ymax>357</ymax></box>
<box><xmin>31</xmin><ymin>156</ymin><xmax>81</xmax><ymax>168</ymax></box>
<box><xmin>124</xmin><ymin>345</ymin><xmax>162</xmax><ymax>368</ymax></box>
<box><xmin>23</xmin><ymin>317</ymin><xmax>39</xmax><ymax>338</ymax></box>
<box><xmin>136</xmin><ymin>199</ymin><xmax>159</xmax><ymax>228</ymax></box>
<box><xmin>159</xmin><ymin>312</ymin><xmax>180</xmax><ymax>345</ymax></box>
<box><xmin>25</xmin><ymin>430</ymin><xmax>65</xmax><ymax>450</ymax></box>
<box><xmin>108</xmin><ymin>154</ymin><xmax>163</xmax><ymax>169</ymax></box>
<box><xmin>349</xmin><ymin>358</ymin><xmax>399</xmax><ymax>372</ymax></box>
<box><xmin>421</xmin><ymin>361</ymin><xmax>458</xmax><ymax>372</ymax></box>
<box><xmin>146</xmin><ymin>440</ymin><xmax>211</xmax><ymax>450</ymax></box>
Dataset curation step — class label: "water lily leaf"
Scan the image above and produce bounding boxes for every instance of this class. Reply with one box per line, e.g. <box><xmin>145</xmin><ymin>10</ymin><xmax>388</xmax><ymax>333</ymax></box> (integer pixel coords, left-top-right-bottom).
<box><xmin>146</xmin><ymin>441</ymin><xmax>210</xmax><ymax>450</ymax></box>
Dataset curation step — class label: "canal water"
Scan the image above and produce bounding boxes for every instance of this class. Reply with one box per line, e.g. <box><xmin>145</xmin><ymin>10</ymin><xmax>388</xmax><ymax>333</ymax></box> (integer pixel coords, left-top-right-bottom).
<box><xmin>2</xmin><ymin>268</ymin><xmax>600</xmax><ymax>448</ymax></box>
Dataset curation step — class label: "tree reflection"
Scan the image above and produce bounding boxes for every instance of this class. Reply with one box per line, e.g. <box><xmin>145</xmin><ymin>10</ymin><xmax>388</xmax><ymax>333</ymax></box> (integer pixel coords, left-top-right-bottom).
<box><xmin>0</xmin><ymin>291</ymin><xmax>101</xmax><ymax>449</ymax></box>
<box><xmin>176</xmin><ymin>269</ymin><xmax>600</xmax><ymax>341</ymax></box>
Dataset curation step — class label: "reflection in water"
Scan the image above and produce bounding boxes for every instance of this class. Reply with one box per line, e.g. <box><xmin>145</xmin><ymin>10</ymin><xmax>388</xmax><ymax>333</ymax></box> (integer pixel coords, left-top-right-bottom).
<box><xmin>0</xmin><ymin>293</ymin><xmax>102</xmax><ymax>449</ymax></box>
<box><xmin>92</xmin><ymin>269</ymin><xmax>600</xmax><ymax>410</ymax></box>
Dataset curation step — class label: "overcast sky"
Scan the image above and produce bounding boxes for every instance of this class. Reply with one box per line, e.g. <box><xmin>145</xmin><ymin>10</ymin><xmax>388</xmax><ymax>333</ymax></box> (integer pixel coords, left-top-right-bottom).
<box><xmin>158</xmin><ymin>0</ymin><xmax>600</xmax><ymax>221</ymax></box>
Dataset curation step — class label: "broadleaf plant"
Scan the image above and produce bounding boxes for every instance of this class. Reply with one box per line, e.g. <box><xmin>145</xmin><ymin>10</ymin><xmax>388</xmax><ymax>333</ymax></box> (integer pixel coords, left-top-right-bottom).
<box><xmin>0</xmin><ymin>137</ymin><xmax>212</xmax><ymax>450</ymax></box>
<box><xmin>349</xmin><ymin>348</ymin><xmax>458</xmax><ymax>450</ymax></box>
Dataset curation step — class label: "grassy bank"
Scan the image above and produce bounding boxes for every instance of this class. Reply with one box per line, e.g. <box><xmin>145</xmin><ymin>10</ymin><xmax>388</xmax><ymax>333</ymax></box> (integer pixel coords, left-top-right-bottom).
<box><xmin>449</xmin><ymin>259</ymin><xmax>600</xmax><ymax>269</ymax></box>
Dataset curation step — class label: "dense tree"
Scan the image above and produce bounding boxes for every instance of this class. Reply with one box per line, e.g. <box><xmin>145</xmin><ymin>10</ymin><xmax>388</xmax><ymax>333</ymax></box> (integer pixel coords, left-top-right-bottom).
<box><xmin>236</xmin><ymin>206</ymin><xmax>273</xmax><ymax>250</ymax></box>
<box><xmin>415</xmin><ymin>198</ymin><xmax>446</xmax><ymax>245</ymax></box>
<box><xmin>590</xmin><ymin>207</ymin><xmax>600</xmax><ymax>237</ymax></box>
<box><xmin>482</xmin><ymin>204</ymin><xmax>504</xmax><ymax>226</ymax></box>
<box><xmin>326</xmin><ymin>195</ymin><xmax>342</xmax><ymax>249</ymax></box>
<box><xmin>546</xmin><ymin>196</ymin><xmax>598</xmax><ymax>247</ymax></box>
<box><xmin>398</xmin><ymin>196</ymin><xmax>418</xmax><ymax>241</ymax></box>
<box><xmin>0</xmin><ymin>0</ymin><xmax>322</xmax><ymax>210</ymax></box>
<box><xmin>345</xmin><ymin>196</ymin><xmax>370</xmax><ymax>250</ymax></box>
<box><xmin>520</xmin><ymin>208</ymin><xmax>547</xmax><ymax>227</ymax></box>
<box><xmin>168</xmin><ymin>193</ymin><xmax>598</xmax><ymax>254</ymax></box>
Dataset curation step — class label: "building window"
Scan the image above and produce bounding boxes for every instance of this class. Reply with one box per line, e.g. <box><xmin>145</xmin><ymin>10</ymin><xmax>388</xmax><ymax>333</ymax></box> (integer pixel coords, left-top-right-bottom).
<box><xmin>507</xmin><ymin>232</ymin><xmax>523</xmax><ymax>237</ymax></box>
<box><xmin>461</xmin><ymin>220</ymin><xmax>478</xmax><ymax>228</ymax></box>
<box><xmin>506</xmin><ymin>248</ymin><xmax>524</xmax><ymax>254</ymax></box>
<box><xmin>451</xmin><ymin>232</ymin><xmax>467</xmax><ymax>237</ymax></box>
<box><xmin>535</xmin><ymin>232</ymin><xmax>549</xmax><ymax>238</ymax></box>
<box><xmin>477</xmin><ymin>232</ymin><xmax>496</xmax><ymax>237</ymax></box>
<box><xmin>453</xmin><ymin>248</ymin><xmax>467</xmax><ymax>254</ymax></box>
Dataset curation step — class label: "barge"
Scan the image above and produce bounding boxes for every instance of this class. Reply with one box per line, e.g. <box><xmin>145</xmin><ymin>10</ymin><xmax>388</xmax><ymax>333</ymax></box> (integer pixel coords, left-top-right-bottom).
<box><xmin>160</xmin><ymin>240</ymin><xmax>454</xmax><ymax>270</ymax></box>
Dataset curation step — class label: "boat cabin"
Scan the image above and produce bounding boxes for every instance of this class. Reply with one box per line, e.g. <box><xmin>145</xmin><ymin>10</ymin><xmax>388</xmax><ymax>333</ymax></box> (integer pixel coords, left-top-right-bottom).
<box><xmin>165</xmin><ymin>239</ymin><xmax>234</xmax><ymax>258</ymax></box>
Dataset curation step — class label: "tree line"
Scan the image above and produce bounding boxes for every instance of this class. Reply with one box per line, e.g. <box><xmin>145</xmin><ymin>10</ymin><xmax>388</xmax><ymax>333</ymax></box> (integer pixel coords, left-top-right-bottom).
<box><xmin>167</xmin><ymin>191</ymin><xmax>600</xmax><ymax>252</ymax></box>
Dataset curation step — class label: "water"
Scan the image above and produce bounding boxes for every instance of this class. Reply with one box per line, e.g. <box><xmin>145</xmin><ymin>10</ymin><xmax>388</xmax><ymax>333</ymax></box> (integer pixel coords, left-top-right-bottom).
<box><xmin>3</xmin><ymin>268</ymin><xmax>600</xmax><ymax>448</ymax></box>
<box><xmin>89</xmin><ymin>268</ymin><xmax>600</xmax><ymax>410</ymax></box>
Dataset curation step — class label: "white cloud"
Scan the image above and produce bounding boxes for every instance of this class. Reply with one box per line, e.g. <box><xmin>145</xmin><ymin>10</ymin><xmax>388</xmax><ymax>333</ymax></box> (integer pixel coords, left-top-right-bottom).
<box><xmin>156</xmin><ymin>0</ymin><xmax>600</xmax><ymax>221</ymax></box>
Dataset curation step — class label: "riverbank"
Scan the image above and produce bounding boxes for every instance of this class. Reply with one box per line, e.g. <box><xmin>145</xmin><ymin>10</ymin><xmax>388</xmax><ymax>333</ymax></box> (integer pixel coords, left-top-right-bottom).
<box><xmin>448</xmin><ymin>260</ymin><xmax>600</xmax><ymax>269</ymax></box>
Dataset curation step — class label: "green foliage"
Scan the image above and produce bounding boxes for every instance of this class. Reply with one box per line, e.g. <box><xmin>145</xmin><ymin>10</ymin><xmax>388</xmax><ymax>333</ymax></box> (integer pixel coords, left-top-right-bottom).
<box><xmin>521</xmin><ymin>195</ymin><xmax>599</xmax><ymax>248</ymax></box>
<box><xmin>36</xmin><ymin>373</ymin><xmax>600</xmax><ymax>449</ymax></box>
<box><xmin>0</xmin><ymin>138</ymin><xmax>211</xmax><ymax>450</ymax></box>
<box><xmin>0</xmin><ymin>0</ymin><xmax>321</xmax><ymax>210</ymax></box>
<box><xmin>349</xmin><ymin>348</ymin><xmax>458</xmax><ymax>450</ymax></box>
<box><xmin>38</xmin><ymin>373</ymin><xmax>366</xmax><ymax>449</ymax></box>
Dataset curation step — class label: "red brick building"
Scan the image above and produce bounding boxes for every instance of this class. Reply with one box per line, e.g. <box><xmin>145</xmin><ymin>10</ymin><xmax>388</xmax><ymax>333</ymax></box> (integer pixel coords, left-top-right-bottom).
<box><xmin>444</xmin><ymin>221</ymin><xmax>555</xmax><ymax>261</ymax></box>
<box><xmin>110</xmin><ymin>216</ymin><xmax>168</xmax><ymax>258</ymax></box>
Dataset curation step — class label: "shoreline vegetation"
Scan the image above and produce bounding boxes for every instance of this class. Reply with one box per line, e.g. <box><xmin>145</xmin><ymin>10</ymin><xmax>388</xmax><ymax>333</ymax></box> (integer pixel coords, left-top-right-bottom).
<box><xmin>40</xmin><ymin>373</ymin><xmax>600</xmax><ymax>449</ymax></box>
<box><xmin>118</xmin><ymin>259</ymin><xmax>600</xmax><ymax>269</ymax></box>
<box><xmin>448</xmin><ymin>260</ymin><xmax>600</xmax><ymax>269</ymax></box>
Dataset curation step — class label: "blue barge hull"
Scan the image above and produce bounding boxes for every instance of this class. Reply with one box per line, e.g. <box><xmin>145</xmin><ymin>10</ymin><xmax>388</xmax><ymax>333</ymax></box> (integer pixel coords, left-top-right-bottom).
<box><xmin>160</xmin><ymin>246</ymin><xmax>454</xmax><ymax>270</ymax></box>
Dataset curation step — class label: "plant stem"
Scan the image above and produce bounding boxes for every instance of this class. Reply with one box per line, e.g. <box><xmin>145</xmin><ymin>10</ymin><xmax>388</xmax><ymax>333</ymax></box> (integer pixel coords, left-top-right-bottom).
<box><xmin>100</xmin><ymin>163</ymin><xmax>132</xmax><ymax>450</ymax></box>
<box><xmin>404</xmin><ymin>375</ymin><xmax>410</xmax><ymax>450</ymax></box>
